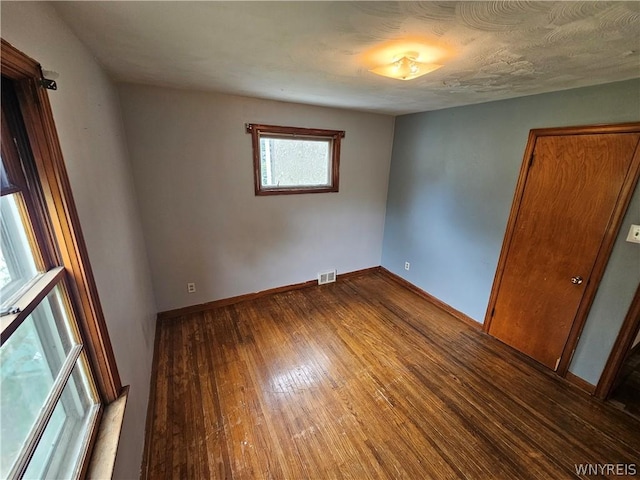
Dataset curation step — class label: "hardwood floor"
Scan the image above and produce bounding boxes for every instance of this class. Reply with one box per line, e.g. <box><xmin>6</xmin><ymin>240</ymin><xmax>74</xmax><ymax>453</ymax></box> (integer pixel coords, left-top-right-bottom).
<box><xmin>144</xmin><ymin>270</ymin><xmax>640</xmax><ymax>479</ymax></box>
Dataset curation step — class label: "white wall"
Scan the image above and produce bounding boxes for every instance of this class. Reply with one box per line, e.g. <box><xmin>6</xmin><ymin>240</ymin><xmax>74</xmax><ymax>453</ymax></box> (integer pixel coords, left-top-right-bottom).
<box><xmin>117</xmin><ymin>84</ymin><xmax>394</xmax><ymax>312</ymax></box>
<box><xmin>1</xmin><ymin>3</ymin><xmax>158</xmax><ymax>478</ymax></box>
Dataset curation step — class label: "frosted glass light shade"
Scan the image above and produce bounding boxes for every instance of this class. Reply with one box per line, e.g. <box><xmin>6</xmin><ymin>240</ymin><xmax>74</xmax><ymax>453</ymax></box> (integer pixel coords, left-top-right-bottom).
<box><xmin>370</xmin><ymin>55</ymin><xmax>442</xmax><ymax>81</ymax></box>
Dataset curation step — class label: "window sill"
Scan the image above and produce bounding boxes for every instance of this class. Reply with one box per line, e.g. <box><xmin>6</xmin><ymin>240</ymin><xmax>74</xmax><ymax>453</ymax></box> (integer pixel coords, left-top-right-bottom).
<box><xmin>87</xmin><ymin>386</ymin><xmax>129</xmax><ymax>479</ymax></box>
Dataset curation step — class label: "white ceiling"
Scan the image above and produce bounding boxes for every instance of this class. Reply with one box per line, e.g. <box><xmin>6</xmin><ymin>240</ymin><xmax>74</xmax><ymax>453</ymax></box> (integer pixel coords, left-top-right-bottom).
<box><xmin>52</xmin><ymin>1</ymin><xmax>640</xmax><ymax>115</ymax></box>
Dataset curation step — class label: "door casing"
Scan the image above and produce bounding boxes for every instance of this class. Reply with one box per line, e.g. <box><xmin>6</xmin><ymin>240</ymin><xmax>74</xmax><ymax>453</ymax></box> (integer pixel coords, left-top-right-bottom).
<box><xmin>595</xmin><ymin>284</ymin><xmax>640</xmax><ymax>399</ymax></box>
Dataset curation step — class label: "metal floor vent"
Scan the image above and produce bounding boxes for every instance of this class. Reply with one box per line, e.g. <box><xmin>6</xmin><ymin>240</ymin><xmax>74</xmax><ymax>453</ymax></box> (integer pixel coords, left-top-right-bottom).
<box><xmin>318</xmin><ymin>270</ymin><xmax>337</xmax><ymax>285</ymax></box>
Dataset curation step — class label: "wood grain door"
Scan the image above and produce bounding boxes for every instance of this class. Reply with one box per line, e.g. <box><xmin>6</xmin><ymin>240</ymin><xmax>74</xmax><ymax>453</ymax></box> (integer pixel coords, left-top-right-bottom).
<box><xmin>487</xmin><ymin>130</ymin><xmax>640</xmax><ymax>371</ymax></box>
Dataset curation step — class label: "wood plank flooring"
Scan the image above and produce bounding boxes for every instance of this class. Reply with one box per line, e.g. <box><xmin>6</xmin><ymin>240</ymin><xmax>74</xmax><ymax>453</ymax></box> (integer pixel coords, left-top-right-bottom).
<box><xmin>144</xmin><ymin>271</ymin><xmax>640</xmax><ymax>479</ymax></box>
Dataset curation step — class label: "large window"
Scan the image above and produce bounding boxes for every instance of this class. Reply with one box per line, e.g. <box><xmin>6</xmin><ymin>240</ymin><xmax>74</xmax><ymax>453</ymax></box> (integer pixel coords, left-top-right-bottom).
<box><xmin>1</xmin><ymin>40</ymin><xmax>122</xmax><ymax>479</ymax></box>
<box><xmin>246</xmin><ymin>123</ymin><xmax>345</xmax><ymax>195</ymax></box>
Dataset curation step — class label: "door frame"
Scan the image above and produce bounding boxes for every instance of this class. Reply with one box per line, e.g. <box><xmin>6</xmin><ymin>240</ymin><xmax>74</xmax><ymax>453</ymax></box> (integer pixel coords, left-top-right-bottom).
<box><xmin>594</xmin><ymin>283</ymin><xmax>640</xmax><ymax>399</ymax></box>
<box><xmin>484</xmin><ymin>123</ymin><xmax>640</xmax><ymax>377</ymax></box>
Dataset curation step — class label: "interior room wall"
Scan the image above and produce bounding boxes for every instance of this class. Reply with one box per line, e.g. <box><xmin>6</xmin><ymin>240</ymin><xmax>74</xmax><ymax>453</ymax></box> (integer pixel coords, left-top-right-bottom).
<box><xmin>118</xmin><ymin>84</ymin><xmax>394</xmax><ymax>313</ymax></box>
<box><xmin>1</xmin><ymin>3</ymin><xmax>158</xmax><ymax>478</ymax></box>
<box><xmin>382</xmin><ymin>79</ymin><xmax>640</xmax><ymax>386</ymax></box>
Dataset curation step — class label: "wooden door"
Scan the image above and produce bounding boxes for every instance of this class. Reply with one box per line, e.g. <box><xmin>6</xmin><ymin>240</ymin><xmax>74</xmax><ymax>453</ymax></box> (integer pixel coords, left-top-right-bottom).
<box><xmin>486</xmin><ymin>127</ymin><xmax>640</xmax><ymax>371</ymax></box>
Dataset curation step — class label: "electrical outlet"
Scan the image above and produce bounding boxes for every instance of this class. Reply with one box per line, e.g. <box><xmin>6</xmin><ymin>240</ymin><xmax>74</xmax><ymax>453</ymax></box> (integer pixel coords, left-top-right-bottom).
<box><xmin>404</xmin><ymin>262</ymin><xmax>410</xmax><ymax>271</ymax></box>
<box><xmin>626</xmin><ymin>224</ymin><xmax>640</xmax><ymax>244</ymax></box>
<box><xmin>187</xmin><ymin>282</ymin><xmax>196</xmax><ymax>293</ymax></box>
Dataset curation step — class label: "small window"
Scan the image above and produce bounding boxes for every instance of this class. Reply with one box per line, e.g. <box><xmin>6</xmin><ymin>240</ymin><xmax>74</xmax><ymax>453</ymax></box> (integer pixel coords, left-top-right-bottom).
<box><xmin>246</xmin><ymin>123</ymin><xmax>345</xmax><ymax>195</ymax></box>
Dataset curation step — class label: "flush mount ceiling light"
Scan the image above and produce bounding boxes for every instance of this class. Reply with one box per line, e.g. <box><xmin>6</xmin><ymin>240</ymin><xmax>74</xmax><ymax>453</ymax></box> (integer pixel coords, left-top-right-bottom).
<box><xmin>369</xmin><ymin>51</ymin><xmax>443</xmax><ymax>81</ymax></box>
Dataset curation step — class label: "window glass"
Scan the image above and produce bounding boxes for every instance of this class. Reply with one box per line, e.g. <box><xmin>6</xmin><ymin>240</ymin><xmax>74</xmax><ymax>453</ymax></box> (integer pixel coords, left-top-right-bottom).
<box><xmin>0</xmin><ymin>286</ymin><xmax>78</xmax><ymax>478</ymax></box>
<box><xmin>0</xmin><ymin>193</ymin><xmax>41</xmax><ymax>306</ymax></box>
<box><xmin>0</xmin><ymin>156</ymin><xmax>13</xmax><ymax>192</ymax></box>
<box><xmin>259</xmin><ymin>137</ymin><xmax>331</xmax><ymax>188</ymax></box>
<box><xmin>22</xmin><ymin>360</ymin><xmax>98</xmax><ymax>480</ymax></box>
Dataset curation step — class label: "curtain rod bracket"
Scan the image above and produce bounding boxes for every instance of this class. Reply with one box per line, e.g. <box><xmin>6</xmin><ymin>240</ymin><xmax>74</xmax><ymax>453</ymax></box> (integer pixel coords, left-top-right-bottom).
<box><xmin>40</xmin><ymin>78</ymin><xmax>57</xmax><ymax>90</ymax></box>
<box><xmin>38</xmin><ymin>65</ymin><xmax>58</xmax><ymax>90</ymax></box>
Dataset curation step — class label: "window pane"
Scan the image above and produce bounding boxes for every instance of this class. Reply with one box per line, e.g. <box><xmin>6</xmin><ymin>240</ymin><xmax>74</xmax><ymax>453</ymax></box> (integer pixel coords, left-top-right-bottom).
<box><xmin>1</xmin><ymin>155</ymin><xmax>14</xmax><ymax>193</ymax></box>
<box><xmin>260</xmin><ymin>137</ymin><xmax>331</xmax><ymax>187</ymax></box>
<box><xmin>0</xmin><ymin>193</ymin><xmax>41</xmax><ymax>305</ymax></box>
<box><xmin>22</xmin><ymin>359</ymin><xmax>99</xmax><ymax>480</ymax></box>
<box><xmin>0</xmin><ymin>286</ymin><xmax>78</xmax><ymax>478</ymax></box>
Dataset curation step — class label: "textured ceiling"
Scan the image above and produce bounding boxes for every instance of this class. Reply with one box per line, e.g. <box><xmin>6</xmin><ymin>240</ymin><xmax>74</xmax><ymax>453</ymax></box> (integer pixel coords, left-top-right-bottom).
<box><xmin>52</xmin><ymin>1</ymin><xmax>640</xmax><ymax>115</ymax></box>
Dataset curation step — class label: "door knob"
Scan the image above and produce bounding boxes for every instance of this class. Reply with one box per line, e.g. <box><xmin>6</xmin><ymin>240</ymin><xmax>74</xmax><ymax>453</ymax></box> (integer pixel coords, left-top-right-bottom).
<box><xmin>571</xmin><ymin>276</ymin><xmax>584</xmax><ymax>285</ymax></box>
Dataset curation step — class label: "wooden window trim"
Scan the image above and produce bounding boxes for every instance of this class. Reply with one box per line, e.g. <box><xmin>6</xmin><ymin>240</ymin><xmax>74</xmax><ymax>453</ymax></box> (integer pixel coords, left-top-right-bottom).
<box><xmin>246</xmin><ymin>123</ymin><xmax>344</xmax><ymax>195</ymax></box>
<box><xmin>1</xmin><ymin>39</ymin><xmax>122</xmax><ymax>402</ymax></box>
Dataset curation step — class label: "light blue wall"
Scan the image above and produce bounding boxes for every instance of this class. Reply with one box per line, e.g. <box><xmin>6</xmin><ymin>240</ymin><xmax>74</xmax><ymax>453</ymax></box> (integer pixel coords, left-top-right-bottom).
<box><xmin>382</xmin><ymin>79</ymin><xmax>640</xmax><ymax>385</ymax></box>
